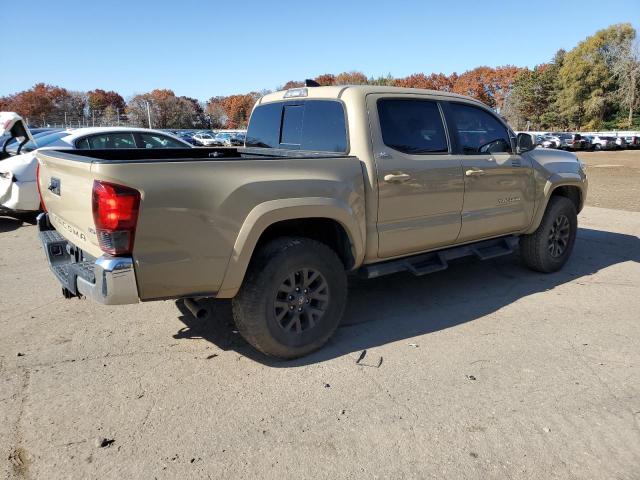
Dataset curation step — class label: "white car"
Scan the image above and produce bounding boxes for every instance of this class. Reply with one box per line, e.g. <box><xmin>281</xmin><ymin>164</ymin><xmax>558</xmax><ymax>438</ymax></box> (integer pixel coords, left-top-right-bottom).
<box><xmin>191</xmin><ymin>132</ymin><xmax>218</xmax><ymax>146</ymax></box>
<box><xmin>591</xmin><ymin>135</ymin><xmax>616</xmax><ymax>151</ymax></box>
<box><xmin>614</xmin><ymin>137</ymin><xmax>627</xmax><ymax>149</ymax></box>
<box><xmin>540</xmin><ymin>135</ymin><xmax>561</xmax><ymax>149</ymax></box>
<box><xmin>0</xmin><ymin>120</ymin><xmax>192</xmax><ymax>214</ymax></box>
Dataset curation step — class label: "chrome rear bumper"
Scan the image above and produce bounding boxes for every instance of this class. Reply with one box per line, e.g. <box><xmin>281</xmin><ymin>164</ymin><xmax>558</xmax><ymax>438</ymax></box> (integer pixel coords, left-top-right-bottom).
<box><xmin>37</xmin><ymin>213</ymin><xmax>139</xmax><ymax>305</ymax></box>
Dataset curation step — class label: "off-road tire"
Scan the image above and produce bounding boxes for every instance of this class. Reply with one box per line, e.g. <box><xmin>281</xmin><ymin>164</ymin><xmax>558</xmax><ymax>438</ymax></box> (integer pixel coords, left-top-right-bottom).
<box><xmin>232</xmin><ymin>237</ymin><xmax>347</xmax><ymax>359</ymax></box>
<box><xmin>520</xmin><ymin>196</ymin><xmax>577</xmax><ymax>273</ymax></box>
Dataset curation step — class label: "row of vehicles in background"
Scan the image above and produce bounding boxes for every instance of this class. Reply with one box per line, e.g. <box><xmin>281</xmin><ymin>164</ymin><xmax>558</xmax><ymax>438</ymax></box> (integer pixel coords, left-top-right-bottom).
<box><xmin>166</xmin><ymin>129</ymin><xmax>246</xmax><ymax>147</ymax></box>
<box><xmin>535</xmin><ymin>132</ymin><xmax>640</xmax><ymax>151</ymax></box>
<box><xmin>0</xmin><ymin>117</ymin><xmax>195</xmax><ymax>214</ymax></box>
<box><xmin>1</xmin><ymin>121</ymin><xmax>250</xmax><ymax>215</ymax></box>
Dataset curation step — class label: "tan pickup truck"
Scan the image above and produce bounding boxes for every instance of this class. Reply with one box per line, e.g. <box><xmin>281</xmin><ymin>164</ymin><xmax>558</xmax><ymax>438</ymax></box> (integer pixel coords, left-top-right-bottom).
<box><xmin>36</xmin><ymin>84</ymin><xmax>587</xmax><ymax>358</ymax></box>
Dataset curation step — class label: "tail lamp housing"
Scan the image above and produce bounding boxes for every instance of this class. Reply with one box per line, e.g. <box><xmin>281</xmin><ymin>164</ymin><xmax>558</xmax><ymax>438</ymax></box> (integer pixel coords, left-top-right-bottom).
<box><xmin>92</xmin><ymin>180</ymin><xmax>140</xmax><ymax>256</ymax></box>
<box><xmin>36</xmin><ymin>162</ymin><xmax>47</xmax><ymax>212</ymax></box>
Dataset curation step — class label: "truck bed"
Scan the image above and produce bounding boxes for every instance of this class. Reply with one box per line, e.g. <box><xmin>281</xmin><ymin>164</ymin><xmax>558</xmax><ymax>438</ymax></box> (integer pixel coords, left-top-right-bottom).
<box><xmin>36</xmin><ymin>147</ymin><xmax>366</xmax><ymax>301</ymax></box>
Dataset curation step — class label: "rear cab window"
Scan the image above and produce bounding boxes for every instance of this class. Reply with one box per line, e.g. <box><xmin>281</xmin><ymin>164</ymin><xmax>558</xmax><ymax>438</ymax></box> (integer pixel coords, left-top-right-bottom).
<box><xmin>246</xmin><ymin>100</ymin><xmax>347</xmax><ymax>153</ymax></box>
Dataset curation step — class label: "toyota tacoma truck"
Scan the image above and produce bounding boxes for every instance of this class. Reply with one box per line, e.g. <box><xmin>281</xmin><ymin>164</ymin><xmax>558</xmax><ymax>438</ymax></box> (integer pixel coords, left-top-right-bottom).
<box><xmin>35</xmin><ymin>84</ymin><xmax>587</xmax><ymax>359</ymax></box>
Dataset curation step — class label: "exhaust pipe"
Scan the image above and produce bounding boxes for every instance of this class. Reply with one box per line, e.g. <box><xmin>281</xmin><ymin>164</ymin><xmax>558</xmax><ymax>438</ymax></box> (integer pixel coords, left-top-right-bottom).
<box><xmin>184</xmin><ymin>298</ymin><xmax>210</xmax><ymax>320</ymax></box>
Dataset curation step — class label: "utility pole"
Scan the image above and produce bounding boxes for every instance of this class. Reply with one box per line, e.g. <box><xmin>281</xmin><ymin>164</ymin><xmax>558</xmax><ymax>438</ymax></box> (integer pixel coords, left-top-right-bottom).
<box><xmin>145</xmin><ymin>101</ymin><xmax>152</xmax><ymax>129</ymax></box>
<box><xmin>92</xmin><ymin>111</ymin><xmax>95</xmax><ymax>127</ymax></box>
<box><xmin>64</xmin><ymin>111</ymin><xmax>67</xmax><ymax>127</ymax></box>
<box><xmin>116</xmin><ymin>108</ymin><xmax>120</xmax><ymax>126</ymax></box>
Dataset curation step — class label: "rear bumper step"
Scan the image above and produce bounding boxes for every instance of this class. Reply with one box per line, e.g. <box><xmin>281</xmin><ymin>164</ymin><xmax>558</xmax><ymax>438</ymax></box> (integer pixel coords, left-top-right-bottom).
<box><xmin>359</xmin><ymin>236</ymin><xmax>518</xmax><ymax>279</ymax></box>
<box><xmin>37</xmin><ymin>213</ymin><xmax>139</xmax><ymax>305</ymax></box>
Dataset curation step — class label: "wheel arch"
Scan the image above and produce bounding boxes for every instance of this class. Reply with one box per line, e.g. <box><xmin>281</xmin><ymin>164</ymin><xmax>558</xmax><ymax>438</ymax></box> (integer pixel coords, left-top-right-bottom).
<box><xmin>525</xmin><ymin>178</ymin><xmax>586</xmax><ymax>235</ymax></box>
<box><xmin>216</xmin><ymin>198</ymin><xmax>365</xmax><ymax>298</ymax></box>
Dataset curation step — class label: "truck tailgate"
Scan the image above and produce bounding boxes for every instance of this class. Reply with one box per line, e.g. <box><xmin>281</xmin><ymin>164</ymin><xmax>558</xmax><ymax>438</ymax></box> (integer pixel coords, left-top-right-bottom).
<box><xmin>36</xmin><ymin>150</ymin><xmax>103</xmax><ymax>259</ymax></box>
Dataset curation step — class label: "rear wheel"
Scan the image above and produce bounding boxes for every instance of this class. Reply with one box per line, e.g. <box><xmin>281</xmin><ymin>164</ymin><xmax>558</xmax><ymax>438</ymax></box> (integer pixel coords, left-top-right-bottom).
<box><xmin>594</xmin><ymin>144</ymin><xmax>602</xmax><ymax>151</ymax></box>
<box><xmin>232</xmin><ymin>237</ymin><xmax>347</xmax><ymax>359</ymax></box>
<box><xmin>520</xmin><ymin>196</ymin><xmax>577</xmax><ymax>273</ymax></box>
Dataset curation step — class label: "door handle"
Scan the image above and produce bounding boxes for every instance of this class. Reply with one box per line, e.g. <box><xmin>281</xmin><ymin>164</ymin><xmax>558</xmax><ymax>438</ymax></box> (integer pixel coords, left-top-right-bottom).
<box><xmin>465</xmin><ymin>168</ymin><xmax>486</xmax><ymax>177</ymax></box>
<box><xmin>384</xmin><ymin>173</ymin><xmax>411</xmax><ymax>183</ymax></box>
<box><xmin>377</xmin><ymin>152</ymin><xmax>392</xmax><ymax>159</ymax></box>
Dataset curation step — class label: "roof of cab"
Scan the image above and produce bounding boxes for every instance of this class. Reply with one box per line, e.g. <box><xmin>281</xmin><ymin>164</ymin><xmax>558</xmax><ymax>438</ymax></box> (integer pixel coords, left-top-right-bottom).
<box><xmin>258</xmin><ymin>85</ymin><xmax>484</xmax><ymax>106</ymax></box>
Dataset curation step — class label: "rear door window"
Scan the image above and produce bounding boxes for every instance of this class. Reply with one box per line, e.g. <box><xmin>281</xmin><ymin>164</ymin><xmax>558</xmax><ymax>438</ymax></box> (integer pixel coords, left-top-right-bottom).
<box><xmin>377</xmin><ymin>99</ymin><xmax>448</xmax><ymax>154</ymax></box>
<box><xmin>246</xmin><ymin>100</ymin><xmax>347</xmax><ymax>152</ymax></box>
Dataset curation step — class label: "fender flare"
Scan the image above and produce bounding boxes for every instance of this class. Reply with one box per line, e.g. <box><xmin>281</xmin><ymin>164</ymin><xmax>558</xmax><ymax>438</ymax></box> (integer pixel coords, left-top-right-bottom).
<box><xmin>216</xmin><ymin>197</ymin><xmax>365</xmax><ymax>298</ymax></box>
<box><xmin>525</xmin><ymin>174</ymin><xmax>586</xmax><ymax>234</ymax></box>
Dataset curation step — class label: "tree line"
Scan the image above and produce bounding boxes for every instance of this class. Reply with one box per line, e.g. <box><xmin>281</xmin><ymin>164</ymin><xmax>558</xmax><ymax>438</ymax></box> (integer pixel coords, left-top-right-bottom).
<box><xmin>1</xmin><ymin>23</ymin><xmax>638</xmax><ymax>131</ymax></box>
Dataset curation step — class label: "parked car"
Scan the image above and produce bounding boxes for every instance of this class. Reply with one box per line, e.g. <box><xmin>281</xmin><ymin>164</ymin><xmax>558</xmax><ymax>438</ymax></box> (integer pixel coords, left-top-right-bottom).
<box><xmin>212</xmin><ymin>131</ymin><xmax>234</xmax><ymax>146</ymax></box>
<box><xmin>614</xmin><ymin>136</ymin><xmax>627</xmax><ymax>149</ymax></box>
<box><xmin>624</xmin><ymin>135</ymin><xmax>640</xmax><ymax>149</ymax></box>
<box><xmin>541</xmin><ymin>135</ymin><xmax>561</xmax><ymax>148</ymax></box>
<box><xmin>175</xmin><ymin>131</ymin><xmax>199</xmax><ymax>145</ymax></box>
<box><xmin>0</xmin><ymin>121</ymin><xmax>192</xmax><ymax>214</ymax></box>
<box><xmin>35</xmin><ymin>85</ymin><xmax>587</xmax><ymax>359</ymax></box>
<box><xmin>192</xmin><ymin>132</ymin><xmax>218</xmax><ymax>146</ymax></box>
<box><xmin>591</xmin><ymin>135</ymin><xmax>617</xmax><ymax>150</ymax></box>
<box><xmin>582</xmin><ymin>135</ymin><xmax>594</xmax><ymax>151</ymax></box>
<box><xmin>558</xmin><ymin>133</ymin><xmax>584</xmax><ymax>151</ymax></box>
<box><xmin>229</xmin><ymin>132</ymin><xmax>246</xmax><ymax>146</ymax></box>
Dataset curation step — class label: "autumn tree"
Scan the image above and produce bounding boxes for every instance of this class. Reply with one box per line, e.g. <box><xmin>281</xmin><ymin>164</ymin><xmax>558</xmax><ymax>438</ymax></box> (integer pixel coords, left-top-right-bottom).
<box><xmin>0</xmin><ymin>83</ymin><xmax>79</xmax><ymax>125</ymax></box>
<box><xmin>393</xmin><ymin>73</ymin><xmax>433</xmax><ymax>89</ymax></box>
<box><xmin>314</xmin><ymin>74</ymin><xmax>336</xmax><ymax>86</ymax></box>
<box><xmin>335</xmin><ymin>71</ymin><xmax>368</xmax><ymax>85</ymax></box>
<box><xmin>452</xmin><ymin>67</ymin><xmax>495</xmax><ymax>106</ymax></box>
<box><xmin>393</xmin><ymin>73</ymin><xmax>455</xmax><ymax>91</ymax></box>
<box><xmin>87</xmin><ymin>89</ymin><xmax>125</xmax><ymax>118</ymax></box>
<box><xmin>282</xmin><ymin>80</ymin><xmax>304</xmax><ymax>89</ymax></box>
<box><xmin>205</xmin><ymin>96</ymin><xmax>228</xmax><ymax>128</ymax></box>
<box><xmin>127</xmin><ymin>89</ymin><xmax>201</xmax><ymax>129</ymax></box>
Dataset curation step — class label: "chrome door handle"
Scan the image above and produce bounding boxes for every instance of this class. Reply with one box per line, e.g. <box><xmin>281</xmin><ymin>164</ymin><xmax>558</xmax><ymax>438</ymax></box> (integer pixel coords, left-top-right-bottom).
<box><xmin>465</xmin><ymin>168</ymin><xmax>486</xmax><ymax>177</ymax></box>
<box><xmin>377</xmin><ymin>152</ymin><xmax>392</xmax><ymax>159</ymax></box>
<box><xmin>384</xmin><ymin>173</ymin><xmax>411</xmax><ymax>183</ymax></box>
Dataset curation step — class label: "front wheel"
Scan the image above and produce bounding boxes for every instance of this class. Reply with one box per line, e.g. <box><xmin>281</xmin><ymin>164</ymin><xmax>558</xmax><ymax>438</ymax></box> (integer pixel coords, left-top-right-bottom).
<box><xmin>232</xmin><ymin>237</ymin><xmax>347</xmax><ymax>359</ymax></box>
<box><xmin>520</xmin><ymin>196</ymin><xmax>577</xmax><ymax>273</ymax></box>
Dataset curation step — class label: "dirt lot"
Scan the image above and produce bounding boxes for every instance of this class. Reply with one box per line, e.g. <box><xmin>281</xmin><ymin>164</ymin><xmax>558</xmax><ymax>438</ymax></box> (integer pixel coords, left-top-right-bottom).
<box><xmin>581</xmin><ymin>149</ymin><xmax>640</xmax><ymax>211</ymax></box>
<box><xmin>1</xmin><ymin>151</ymin><xmax>639</xmax><ymax>479</ymax></box>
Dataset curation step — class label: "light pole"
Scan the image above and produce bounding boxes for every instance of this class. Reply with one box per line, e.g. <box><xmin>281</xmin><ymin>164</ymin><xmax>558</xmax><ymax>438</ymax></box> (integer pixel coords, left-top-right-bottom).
<box><xmin>145</xmin><ymin>101</ymin><xmax>152</xmax><ymax>129</ymax></box>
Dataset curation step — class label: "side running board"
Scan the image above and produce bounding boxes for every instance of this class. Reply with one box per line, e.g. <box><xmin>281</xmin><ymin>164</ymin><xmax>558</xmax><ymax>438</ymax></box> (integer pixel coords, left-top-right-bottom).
<box><xmin>358</xmin><ymin>236</ymin><xmax>518</xmax><ymax>279</ymax></box>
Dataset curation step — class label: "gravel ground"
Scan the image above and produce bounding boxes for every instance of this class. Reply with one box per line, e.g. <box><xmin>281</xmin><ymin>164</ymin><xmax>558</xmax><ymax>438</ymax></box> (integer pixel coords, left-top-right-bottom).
<box><xmin>1</xmin><ymin>151</ymin><xmax>639</xmax><ymax>479</ymax></box>
<box><xmin>580</xmin><ymin>149</ymin><xmax>640</xmax><ymax>211</ymax></box>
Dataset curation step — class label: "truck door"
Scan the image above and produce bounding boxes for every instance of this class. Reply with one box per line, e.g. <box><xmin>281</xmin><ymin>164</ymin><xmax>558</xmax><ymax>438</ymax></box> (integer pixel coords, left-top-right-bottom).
<box><xmin>443</xmin><ymin>101</ymin><xmax>535</xmax><ymax>242</ymax></box>
<box><xmin>367</xmin><ymin>95</ymin><xmax>465</xmax><ymax>258</ymax></box>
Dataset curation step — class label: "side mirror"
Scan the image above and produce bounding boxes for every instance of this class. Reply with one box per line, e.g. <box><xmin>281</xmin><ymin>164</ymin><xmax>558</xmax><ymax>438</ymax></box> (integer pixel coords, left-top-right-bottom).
<box><xmin>516</xmin><ymin>133</ymin><xmax>536</xmax><ymax>154</ymax></box>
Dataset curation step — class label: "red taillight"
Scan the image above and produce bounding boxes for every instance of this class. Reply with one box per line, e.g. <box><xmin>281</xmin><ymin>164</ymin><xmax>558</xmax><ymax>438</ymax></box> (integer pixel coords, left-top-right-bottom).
<box><xmin>92</xmin><ymin>180</ymin><xmax>140</xmax><ymax>256</ymax></box>
<box><xmin>36</xmin><ymin>162</ymin><xmax>47</xmax><ymax>212</ymax></box>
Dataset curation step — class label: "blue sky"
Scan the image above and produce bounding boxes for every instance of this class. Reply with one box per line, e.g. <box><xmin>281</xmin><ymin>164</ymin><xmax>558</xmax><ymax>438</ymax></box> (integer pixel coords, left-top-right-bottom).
<box><xmin>1</xmin><ymin>0</ymin><xmax>638</xmax><ymax>101</ymax></box>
